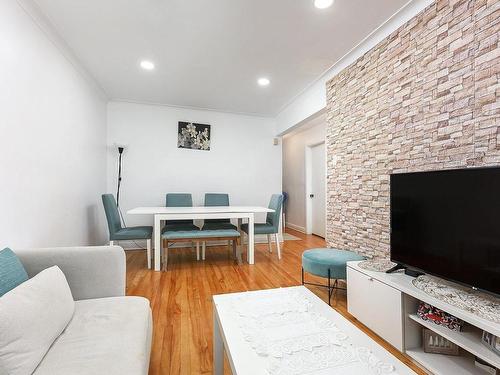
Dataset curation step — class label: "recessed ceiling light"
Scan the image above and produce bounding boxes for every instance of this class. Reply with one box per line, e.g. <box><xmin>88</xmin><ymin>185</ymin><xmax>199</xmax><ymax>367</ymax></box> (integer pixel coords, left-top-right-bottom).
<box><xmin>314</xmin><ymin>0</ymin><xmax>334</xmax><ymax>9</ymax></box>
<box><xmin>140</xmin><ymin>60</ymin><xmax>155</xmax><ymax>70</ymax></box>
<box><xmin>257</xmin><ymin>77</ymin><xmax>270</xmax><ymax>86</ymax></box>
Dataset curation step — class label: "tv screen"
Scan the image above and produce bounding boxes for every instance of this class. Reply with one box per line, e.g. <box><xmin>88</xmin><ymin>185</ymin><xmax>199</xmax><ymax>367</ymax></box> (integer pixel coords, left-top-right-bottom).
<box><xmin>390</xmin><ymin>167</ymin><xmax>500</xmax><ymax>296</ymax></box>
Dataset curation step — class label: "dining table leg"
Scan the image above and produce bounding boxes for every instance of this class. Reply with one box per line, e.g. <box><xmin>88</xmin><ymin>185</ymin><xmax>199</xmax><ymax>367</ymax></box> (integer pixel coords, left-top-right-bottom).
<box><xmin>237</xmin><ymin>217</ymin><xmax>244</xmax><ymax>263</ymax></box>
<box><xmin>154</xmin><ymin>215</ymin><xmax>161</xmax><ymax>271</ymax></box>
<box><xmin>248</xmin><ymin>213</ymin><xmax>255</xmax><ymax>264</ymax></box>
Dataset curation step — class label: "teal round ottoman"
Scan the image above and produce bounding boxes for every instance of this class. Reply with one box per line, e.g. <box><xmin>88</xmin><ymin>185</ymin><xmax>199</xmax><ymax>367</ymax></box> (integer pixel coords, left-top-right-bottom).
<box><xmin>302</xmin><ymin>248</ymin><xmax>365</xmax><ymax>305</ymax></box>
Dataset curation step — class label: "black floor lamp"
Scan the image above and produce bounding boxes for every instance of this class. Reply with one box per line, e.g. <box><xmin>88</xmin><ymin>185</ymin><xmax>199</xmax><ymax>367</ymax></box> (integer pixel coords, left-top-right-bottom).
<box><xmin>114</xmin><ymin>145</ymin><xmax>143</xmax><ymax>250</ymax></box>
<box><xmin>116</xmin><ymin>146</ymin><xmax>126</xmax><ymax>226</ymax></box>
<box><xmin>116</xmin><ymin>146</ymin><xmax>124</xmax><ymax>208</ymax></box>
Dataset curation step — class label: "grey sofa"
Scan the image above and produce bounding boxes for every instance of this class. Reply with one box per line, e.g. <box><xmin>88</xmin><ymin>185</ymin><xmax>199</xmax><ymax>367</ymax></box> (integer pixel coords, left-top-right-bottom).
<box><xmin>14</xmin><ymin>246</ymin><xmax>152</xmax><ymax>375</ymax></box>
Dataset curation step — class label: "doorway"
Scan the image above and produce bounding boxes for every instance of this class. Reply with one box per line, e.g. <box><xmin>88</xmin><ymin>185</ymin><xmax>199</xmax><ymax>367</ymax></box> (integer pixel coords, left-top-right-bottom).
<box><xmin>282</xmin><ymin>111</ymin><xmax>326</xmax><ymax>235</ymax></box>
<box><xmin>306</xmin><ymin>142</ymin><xmax>326</xmax><ymax>238</ymax></box>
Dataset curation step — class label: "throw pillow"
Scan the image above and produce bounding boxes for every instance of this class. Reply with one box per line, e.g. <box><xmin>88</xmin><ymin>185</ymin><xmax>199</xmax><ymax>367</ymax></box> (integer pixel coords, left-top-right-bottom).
<box><xmin>0</xmin><ymin>266</ymin><xmax>75</xmax><ymax>375</ymax></box>
<box><xmin>0</xmin><ymin>247</ymin><xmax>29</xmax><ymax>297</ymax></box>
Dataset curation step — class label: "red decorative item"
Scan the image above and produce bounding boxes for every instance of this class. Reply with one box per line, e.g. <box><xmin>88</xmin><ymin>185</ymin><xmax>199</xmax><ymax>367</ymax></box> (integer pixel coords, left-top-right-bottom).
<box><xmin>417</xmin><ymin>302</ymin><xmax>464</xmax><ymax>332</ymax></box>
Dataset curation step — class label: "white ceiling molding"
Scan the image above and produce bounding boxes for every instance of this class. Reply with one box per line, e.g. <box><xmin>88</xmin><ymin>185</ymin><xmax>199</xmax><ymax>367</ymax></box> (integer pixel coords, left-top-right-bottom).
<box><xmin>111</xmin><ymin>98</ymin><xmax>274</xmax><ymax>119</ymax></box>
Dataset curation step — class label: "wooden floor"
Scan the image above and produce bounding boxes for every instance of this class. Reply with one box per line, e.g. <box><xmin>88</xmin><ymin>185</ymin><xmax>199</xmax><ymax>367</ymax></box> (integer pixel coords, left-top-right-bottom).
<box><xmin>126</xmin><ymin>229</ymin><xmax>424</xmax><ymax>375</ymax></box>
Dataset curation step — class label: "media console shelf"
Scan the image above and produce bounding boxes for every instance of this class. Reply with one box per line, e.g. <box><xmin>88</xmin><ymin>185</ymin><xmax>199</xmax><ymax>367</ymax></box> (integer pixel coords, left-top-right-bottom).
<box><xmin>347</xmin><ymin>261</ymin><xmax>500</xmax><ymax>375</ymax></box>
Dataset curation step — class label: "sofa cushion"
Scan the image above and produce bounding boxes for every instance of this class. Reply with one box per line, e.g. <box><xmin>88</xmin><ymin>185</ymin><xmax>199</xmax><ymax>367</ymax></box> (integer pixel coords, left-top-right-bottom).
<box><xmin>33</xmin><ymin>296</ymin><xmax>152</xmax><ymax>375</ymax></box>
<box><xmin>0</xmin><ymin>247</ymin><xmax>29</xmax><ymax>296</ymax></box>
<box><xmin>0</xmin><ymin>266</ymin><xmax>74</xmax><ymax>375</ymax></box>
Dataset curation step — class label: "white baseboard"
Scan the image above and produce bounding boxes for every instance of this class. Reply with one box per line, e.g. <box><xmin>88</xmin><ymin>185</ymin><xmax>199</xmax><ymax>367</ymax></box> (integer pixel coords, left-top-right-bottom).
<box><xmin>286</xmin><ymin>222</ymin><xmax>306</xmax><ymax>233</ymax></box>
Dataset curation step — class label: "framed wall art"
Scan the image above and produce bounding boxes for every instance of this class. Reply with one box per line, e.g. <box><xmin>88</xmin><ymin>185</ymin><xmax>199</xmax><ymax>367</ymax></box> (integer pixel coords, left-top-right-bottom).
<box><xmin>177</xmin><ymin>122</ymin><xmax>211</xmax><ymax>151</ymax></box>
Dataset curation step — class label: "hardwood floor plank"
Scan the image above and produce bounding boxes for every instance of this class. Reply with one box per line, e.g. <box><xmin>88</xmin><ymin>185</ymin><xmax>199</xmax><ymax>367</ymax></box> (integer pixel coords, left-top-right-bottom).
<box><xmin>125</xmin><ymin>230</ymin><xmax>424</xmax><ymax>375</ymax></box>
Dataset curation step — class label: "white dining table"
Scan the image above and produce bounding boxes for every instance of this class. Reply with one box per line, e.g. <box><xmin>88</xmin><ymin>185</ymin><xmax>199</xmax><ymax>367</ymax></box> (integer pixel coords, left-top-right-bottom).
<box><xmin>127</xmin><ymin>206</ymin><xmax>274</xmax><ymax>271</ymax></box>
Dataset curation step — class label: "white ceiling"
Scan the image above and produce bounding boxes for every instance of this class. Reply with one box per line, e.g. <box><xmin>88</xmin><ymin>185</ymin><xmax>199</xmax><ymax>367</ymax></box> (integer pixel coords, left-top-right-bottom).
<box><xmin>33</xmin><ymin>0</ymin><xmax>409</xmax><ymax>116</ymax></box>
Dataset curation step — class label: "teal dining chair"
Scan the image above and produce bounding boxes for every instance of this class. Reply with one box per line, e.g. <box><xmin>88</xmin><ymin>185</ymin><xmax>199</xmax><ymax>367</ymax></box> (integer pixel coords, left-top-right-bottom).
<box><xmin>241</xmin><ymin>194</ymin><xmax>284</xmax><ymax>259</ymax></box>
<box><xmin>164</xmin><ymin>193</ymin><xmax>200</xmax><ymax>259</ymax></box>
<box><xmin>164</xmin><ymin>193</ymin><xmax>199</xmax><ymax>231</ymax></box>
<box><xmin>102</xmin><ymin>194</ymin><xmax>153</xmax><ymax>269</ymax></box>
<box><xmin>202</xmin><ymin>193</ymin><xmax>237</xmax><ymax>230</ymax></box>
<box><xmin>201</xmin><ymin>193</ymin><xmax>237</xmax><ymax>260</ymax></box>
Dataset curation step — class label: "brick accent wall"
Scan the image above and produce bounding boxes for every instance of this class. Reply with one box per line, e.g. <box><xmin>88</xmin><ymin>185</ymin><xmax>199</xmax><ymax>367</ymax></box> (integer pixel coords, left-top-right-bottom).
<box><xmin>325</xmin><ymin>0</ymin><xmax>499</xmax><ymax>259</ymax></box>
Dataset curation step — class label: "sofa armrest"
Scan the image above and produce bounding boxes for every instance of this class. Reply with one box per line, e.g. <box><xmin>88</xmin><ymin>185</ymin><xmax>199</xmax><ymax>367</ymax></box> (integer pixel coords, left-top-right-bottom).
<box><xmin>14</xmin><ymin>246</ymin><xmax>126</xmax><ymax>301</ymax></box>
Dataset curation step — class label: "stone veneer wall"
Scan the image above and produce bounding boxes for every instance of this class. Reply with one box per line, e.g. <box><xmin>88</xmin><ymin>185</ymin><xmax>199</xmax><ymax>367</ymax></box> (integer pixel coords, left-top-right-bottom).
<box><xmin>325</xmin><ymin>0</ymin><xmax>499</xmax><ymax>259</ymax></box>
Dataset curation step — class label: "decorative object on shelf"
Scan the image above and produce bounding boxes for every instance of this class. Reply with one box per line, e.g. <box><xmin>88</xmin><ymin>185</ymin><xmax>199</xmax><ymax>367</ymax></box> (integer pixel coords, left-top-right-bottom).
<box><xmin>417</xmin><ymin>302</ymin><xmax>464</xmax><ymax>331</ymax></box>
<box><xmin>482</xmin><ymin>331</ymin><xmax>500</xmax><ymax>356</ymax></box>
<box><xmin>413</xmin><ymin>274</ymin><xmax>500</xmax><ymax>324</ymax></box>
<box><xmin>358</xmin><ymin>259</ymin><xmax>397</xmax><ymax>273</ymax></box>
<box><xmin>422</xmin><ymin>328</ymin><xmax>460</xmax><ymax>355</ymax></box>
<box><xmin>177</xmin><ymin>121</ymin><xmax>211</xmax><ymax>150</ymax></box>
<box><xmin>474</xmin><ymin>356</ymin><xmax>499</xmax><ymax>375</ymax></box>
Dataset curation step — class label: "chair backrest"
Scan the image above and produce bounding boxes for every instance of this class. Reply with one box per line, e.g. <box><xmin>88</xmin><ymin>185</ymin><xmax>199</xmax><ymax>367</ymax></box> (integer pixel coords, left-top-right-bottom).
<box><xmin>165</xmin><ymin>193</ymin><xmax>193</xmax><ymax>225</ymax></box>
<box><xmin>205</xmin><ymin>193</ymin><xmax>229</xmax><ymax>206</ymax></box>
<box><xmin>266</xmin><ymin>194</ymin><xmax>284</xmax><ymax>232</ymax></box>
<box><xmin>204</xmin><ymin>193</ymin><xmax>230</xmax><ymax>223</ymax></box>
<box><xmin>166</xmin><ymin>193</ymin><xmax>192</xmax><ymax>207</ymax></box>
<box><xmin>102</xmin><ymin>194</ymin><xmax>122</xmax><ymax>238</ymax></box>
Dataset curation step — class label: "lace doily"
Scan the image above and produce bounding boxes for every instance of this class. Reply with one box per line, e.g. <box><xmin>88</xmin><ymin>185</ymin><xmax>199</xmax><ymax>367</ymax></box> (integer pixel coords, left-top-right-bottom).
<box><xmin>412</xmin><ymin>275</ymin><xmax>500</xmax><ymax>324</ymax></box>
<box><xmin>226</xmin><ymin>288</ymin><xmax>401</xmax><ymax>375</ymax></box>
<box><xmin>358</xmin><ymin>259</ymin><xmax>398</xmax><ymax>273</ymax></box>
<box><xmin>231</xmin><ymin>289</ymin><xmax>310</xmax><ymax>319</ymax></box>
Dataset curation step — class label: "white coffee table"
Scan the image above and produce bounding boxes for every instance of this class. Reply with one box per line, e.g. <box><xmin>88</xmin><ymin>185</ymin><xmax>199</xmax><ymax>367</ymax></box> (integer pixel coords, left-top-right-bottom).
<box><xmin>213</xmin><ymin>286</ymin><xmax>416</xmax><ymax>375</ymax></box>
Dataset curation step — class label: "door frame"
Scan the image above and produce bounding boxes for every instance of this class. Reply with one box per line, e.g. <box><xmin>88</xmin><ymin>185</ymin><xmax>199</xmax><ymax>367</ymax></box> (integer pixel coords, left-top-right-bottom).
<box><xmin>305</xmin><ymin>141</ymin><xmax>326</xmax><ymax>236</ymax></box>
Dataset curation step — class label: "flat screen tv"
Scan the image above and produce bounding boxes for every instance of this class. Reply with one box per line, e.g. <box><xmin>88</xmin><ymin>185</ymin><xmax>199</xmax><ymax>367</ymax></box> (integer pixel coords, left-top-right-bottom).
<box><xmin>390</xmin><ymin>166</ymin><xmax>500</xmax><ymax>296</ymax></box>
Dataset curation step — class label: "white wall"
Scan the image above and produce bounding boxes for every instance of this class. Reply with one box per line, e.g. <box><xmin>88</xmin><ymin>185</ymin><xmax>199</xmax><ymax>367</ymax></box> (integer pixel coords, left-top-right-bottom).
<box><xmin>275</xmin><ymin>0</ymin><xmax>434</xmax><ymax>135</ymax></box>
<box><xmin>282</xmin><ymin>115</ymin><xmax>326</xmax><ymax>232</ymax></box>
<box><xmin>0</xmin><ymin>1</ymin><xmax>108</xmax><ymax>248</ymax></box>
<box><xmin>107</xmin><ymin>101</ymin><xmax>281</xmax><ymax>246</ymax></box>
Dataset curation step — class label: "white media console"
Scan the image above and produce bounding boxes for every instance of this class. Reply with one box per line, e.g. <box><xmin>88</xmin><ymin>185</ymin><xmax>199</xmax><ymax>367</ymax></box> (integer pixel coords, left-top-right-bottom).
<box><xmin>347</xmin><ymin>261</ymin><xmax>500</xmax><ymax>375</ymax></box>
